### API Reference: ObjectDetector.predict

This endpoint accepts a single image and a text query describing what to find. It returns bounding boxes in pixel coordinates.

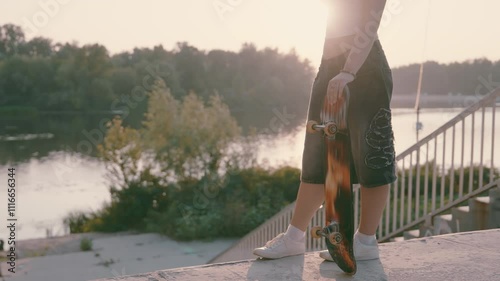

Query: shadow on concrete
[247,255,305,280]
[319,259,388,280]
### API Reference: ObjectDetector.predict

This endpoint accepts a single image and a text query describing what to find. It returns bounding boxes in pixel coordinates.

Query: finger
[330,82,338,104]
[343,83,350,98]
[327,82,335,104]
[339,82,347,103]
[338,82,345,101]
[326,84,331,104]
[334,82,341,104]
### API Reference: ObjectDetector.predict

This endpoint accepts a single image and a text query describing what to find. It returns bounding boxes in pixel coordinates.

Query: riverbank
[0,232,237,281]
[390,94,497,108]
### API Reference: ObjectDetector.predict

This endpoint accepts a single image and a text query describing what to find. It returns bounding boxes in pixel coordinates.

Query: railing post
[415,147,421,220]
[441,131,446,208]
[424,142,430,216]
[450,124,456,203]
[469,112,475,194]
[491,104,496,183]
[479,107,485,188]
[401,158,406,227]
[408,153,414,224]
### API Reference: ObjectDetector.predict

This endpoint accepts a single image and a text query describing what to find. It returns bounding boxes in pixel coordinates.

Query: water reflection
[0,113,125,165]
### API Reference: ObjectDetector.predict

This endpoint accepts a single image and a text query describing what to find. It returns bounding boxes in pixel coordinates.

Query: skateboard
[307,89,356,274]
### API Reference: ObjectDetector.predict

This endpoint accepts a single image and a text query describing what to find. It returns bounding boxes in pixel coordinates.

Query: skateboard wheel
[324,122,338,136]
[310,226,322,239]
[306,120,318,134]
[328,232,343,245]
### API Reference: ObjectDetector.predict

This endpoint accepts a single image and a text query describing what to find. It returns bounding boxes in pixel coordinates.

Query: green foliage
[77,81,301,240]
[97,116,143,188]
[142,80,242,181]
[393,59,500,98]
[80,163,300,240]
[84,181,167,232]
[145,165,300,240]
[80,237,93,251]
[63,211,91,234]
[0,24,25,57]
[0,24,313,134]
[3,23,500,136]
[395,162,500,198]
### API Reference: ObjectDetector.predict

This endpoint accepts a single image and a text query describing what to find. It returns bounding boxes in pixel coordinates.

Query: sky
[1,0,499,69]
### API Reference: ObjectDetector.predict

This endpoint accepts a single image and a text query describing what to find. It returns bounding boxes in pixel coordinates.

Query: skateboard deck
[307,90,356,274]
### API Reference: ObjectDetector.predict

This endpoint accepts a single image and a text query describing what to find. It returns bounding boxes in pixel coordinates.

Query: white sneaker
[253,233,305,259]
[319,234,379,261]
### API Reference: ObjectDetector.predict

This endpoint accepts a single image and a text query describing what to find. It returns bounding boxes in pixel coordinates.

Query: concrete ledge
[93,229,500,281]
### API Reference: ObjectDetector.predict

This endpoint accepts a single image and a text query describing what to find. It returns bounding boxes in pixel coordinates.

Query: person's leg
[320,184,389,261]
[358,184,389,235]
[252,181,324,259]
[290,182,324,231]
[254,56,340,259]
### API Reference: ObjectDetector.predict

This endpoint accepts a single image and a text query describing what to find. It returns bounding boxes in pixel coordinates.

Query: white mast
[415,0,432,142]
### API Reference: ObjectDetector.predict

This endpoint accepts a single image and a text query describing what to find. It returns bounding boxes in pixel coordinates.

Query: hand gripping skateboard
[307,88,357,274]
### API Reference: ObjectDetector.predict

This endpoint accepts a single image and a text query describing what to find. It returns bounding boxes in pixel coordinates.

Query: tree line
[0,24,313,132]
[1,23,499,133]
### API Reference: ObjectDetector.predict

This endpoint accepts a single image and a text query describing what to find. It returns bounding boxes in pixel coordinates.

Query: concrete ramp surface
[93,229,500,281]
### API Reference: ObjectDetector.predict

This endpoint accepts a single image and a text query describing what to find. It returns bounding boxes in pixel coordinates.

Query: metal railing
[210,88,500,263]
[378,88,499,241]
[209,184,361,263]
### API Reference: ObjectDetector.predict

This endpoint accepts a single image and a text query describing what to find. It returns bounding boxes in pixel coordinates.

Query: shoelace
[265,233,285,249]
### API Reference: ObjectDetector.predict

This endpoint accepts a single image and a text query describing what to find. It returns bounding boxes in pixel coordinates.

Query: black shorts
[300,40,397,188]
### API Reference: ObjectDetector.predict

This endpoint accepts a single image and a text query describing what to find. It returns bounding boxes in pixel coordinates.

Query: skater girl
[254,0,396,262]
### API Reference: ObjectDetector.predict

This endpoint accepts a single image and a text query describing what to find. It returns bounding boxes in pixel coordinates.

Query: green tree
[0,56,56,108]
[142,80,242,181]
[0,24,25,58]
[53,43,114,110]
[21,37,53,57]
[98,116,143,188]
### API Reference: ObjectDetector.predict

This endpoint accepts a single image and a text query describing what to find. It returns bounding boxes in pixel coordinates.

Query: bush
[83,81,302,240]
[144,165,300,240]
[84,181,168,232]
[76,164,300,240]
[63,211,91,234]
[80,237,93,251]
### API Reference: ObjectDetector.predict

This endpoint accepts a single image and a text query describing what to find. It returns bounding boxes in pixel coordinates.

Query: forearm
[342,0,387,75]
[342,39,376,75]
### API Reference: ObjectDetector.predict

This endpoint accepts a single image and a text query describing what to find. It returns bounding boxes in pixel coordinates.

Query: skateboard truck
[311,222,343,245]
[307,90,349,138]
[306,120,348,139]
